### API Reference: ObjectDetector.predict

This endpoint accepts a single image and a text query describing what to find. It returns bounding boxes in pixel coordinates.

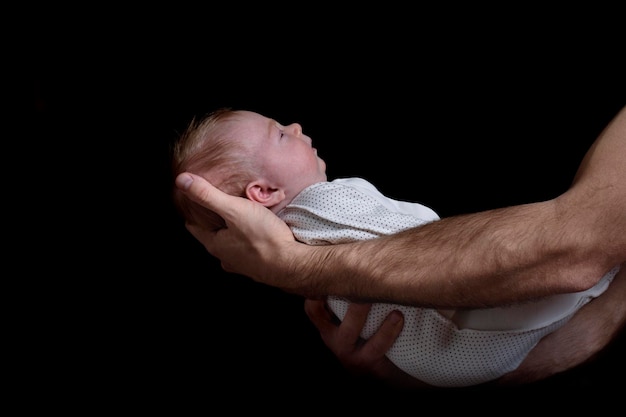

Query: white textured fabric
[278,177,618,387]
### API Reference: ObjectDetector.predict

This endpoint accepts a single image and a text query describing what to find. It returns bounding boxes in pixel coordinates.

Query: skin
[232,110,327,213]
[174,105,626,387]
[176,105,626,308]
[304,263,626,388]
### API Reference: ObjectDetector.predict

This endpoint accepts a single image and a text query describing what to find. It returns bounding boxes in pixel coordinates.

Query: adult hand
[304,299,431,389]
[305,264,625,389]
[175,172,297,280]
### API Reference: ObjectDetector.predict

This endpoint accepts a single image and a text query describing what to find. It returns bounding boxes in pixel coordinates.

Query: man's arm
[304,263,625,388]
[177,105,626,308]
[497,263,626,385]
[303,299,432,390]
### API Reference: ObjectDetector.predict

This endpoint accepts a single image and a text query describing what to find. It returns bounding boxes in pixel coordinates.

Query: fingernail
[389,310,403,324]
[176,173,193,190]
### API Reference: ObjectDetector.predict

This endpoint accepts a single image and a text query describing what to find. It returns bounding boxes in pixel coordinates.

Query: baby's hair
[171,107,257,230]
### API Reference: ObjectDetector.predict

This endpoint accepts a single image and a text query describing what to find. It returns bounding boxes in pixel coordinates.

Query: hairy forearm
[281,107,626,308]
[288,199,604,307]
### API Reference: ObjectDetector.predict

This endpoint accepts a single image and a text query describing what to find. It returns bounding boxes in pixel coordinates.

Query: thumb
[175,172,238,221]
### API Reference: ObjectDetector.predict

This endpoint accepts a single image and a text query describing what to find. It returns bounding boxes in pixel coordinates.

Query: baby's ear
[246,182,286,208]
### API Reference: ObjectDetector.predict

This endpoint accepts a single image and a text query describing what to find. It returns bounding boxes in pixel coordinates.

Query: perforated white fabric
[278,178,618,387]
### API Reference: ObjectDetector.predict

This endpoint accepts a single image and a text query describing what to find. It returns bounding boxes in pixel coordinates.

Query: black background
[24,10,625,410]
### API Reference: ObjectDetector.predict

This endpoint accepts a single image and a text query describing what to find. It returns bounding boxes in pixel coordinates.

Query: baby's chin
[318,159,327,178]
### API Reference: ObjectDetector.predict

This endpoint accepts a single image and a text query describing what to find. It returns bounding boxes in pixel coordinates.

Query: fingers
[359,310,404,360]
[336,303,372,351]
[305,300,404,355]
[304,299,366,357]
[304,299,337,335]
[304,298,407,382]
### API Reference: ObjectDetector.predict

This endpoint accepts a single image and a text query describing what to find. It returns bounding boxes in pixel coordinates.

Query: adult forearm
[179,105,624,308]
[286,199,600,307]
[278,188,622,308]
[281,107,626,308]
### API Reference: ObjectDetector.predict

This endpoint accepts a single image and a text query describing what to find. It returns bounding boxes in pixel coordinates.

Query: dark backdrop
[27,21,625,409]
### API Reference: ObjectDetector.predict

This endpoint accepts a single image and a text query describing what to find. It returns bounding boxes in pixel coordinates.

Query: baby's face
[233,110,327,196]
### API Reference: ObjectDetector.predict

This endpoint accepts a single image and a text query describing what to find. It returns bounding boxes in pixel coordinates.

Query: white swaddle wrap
[278,178,617,387]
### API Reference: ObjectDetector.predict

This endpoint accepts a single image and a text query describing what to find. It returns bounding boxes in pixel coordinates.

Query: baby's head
[172,108,327,230]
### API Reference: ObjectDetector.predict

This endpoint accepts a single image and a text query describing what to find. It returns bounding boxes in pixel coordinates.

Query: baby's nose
[289,122,302,137]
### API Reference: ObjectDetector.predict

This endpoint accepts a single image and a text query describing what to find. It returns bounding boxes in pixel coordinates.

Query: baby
[171,108,618,387]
